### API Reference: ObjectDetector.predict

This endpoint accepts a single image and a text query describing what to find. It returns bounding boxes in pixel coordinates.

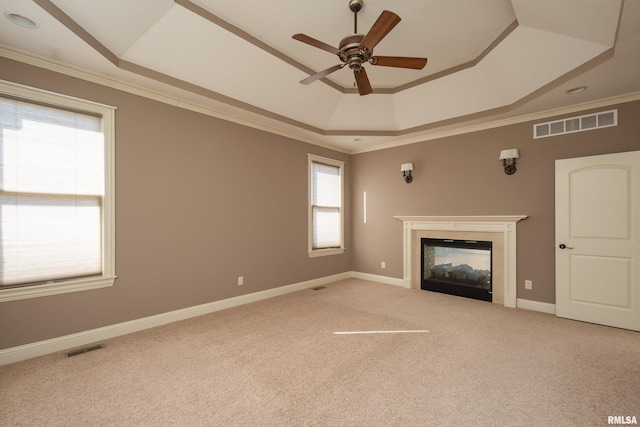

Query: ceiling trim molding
[173,0,345,94]
[2,45,638,156]
[23,1,628,146]
[351,90,640,154]
[391,20,519,93]
[0,45,349,154]
[31,0,329,136]
[322,42,620,139]
[33,0,119,66]
[176,0,518,95]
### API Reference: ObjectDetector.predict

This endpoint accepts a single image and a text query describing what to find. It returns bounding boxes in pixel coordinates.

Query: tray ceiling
[0,0,638,153]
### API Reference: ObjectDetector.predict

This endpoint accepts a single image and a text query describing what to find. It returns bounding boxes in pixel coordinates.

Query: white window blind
[309,155,344,256]
[0,97,104,288]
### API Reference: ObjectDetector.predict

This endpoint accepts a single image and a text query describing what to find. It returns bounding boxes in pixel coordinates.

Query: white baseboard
[0,272,351,367]
[0,272,560,366]
[517,298,556,315]
[350,272,405,287]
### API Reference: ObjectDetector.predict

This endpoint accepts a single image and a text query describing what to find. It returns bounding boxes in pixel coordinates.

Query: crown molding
[351,91,640,154]
[2,45,639,156]
[0,45,350,154]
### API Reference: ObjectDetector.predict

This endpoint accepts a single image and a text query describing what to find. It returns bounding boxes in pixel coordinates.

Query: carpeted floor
[1,279,639,426]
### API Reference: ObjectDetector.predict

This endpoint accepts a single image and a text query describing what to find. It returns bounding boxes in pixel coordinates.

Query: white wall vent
[533,109,617,139]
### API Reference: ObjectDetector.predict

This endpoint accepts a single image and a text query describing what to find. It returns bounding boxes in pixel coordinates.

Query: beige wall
[1,56,639,351]
[0,58,351,350]
[351,100,640,304]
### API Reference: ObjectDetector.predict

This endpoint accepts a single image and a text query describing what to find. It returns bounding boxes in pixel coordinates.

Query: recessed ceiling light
[566,85,587,94]
[4,12,38,29]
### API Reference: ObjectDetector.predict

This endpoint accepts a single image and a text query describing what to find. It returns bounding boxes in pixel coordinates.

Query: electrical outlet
[525,280,532,290]
[381,261,386,269]
[238,276,244,286]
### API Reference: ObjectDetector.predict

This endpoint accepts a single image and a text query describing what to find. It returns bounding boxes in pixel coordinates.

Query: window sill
[308,248,345,258]
[0,276,116,303]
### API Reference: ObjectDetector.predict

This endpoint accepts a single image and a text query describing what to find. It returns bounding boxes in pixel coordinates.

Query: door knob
[559,244,574,249]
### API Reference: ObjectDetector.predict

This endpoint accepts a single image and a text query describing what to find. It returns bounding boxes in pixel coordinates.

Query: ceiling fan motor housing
[338,34,371,71]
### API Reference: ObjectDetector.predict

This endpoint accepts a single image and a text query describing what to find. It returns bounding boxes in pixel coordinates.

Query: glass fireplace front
[421,238,492,302]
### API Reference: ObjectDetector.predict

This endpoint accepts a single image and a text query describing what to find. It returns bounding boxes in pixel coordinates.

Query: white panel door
[555,150,640,331]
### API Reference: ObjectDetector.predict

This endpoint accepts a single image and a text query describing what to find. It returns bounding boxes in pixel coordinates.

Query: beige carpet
[1,279,639,426]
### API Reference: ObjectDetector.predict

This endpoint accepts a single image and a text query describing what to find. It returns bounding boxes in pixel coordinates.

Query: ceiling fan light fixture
[348,57,363,71]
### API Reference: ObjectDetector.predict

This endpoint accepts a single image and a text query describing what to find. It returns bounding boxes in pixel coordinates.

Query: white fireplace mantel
[394,215,527,308]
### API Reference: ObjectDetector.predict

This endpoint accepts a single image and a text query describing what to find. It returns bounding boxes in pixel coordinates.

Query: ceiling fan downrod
[342,0,367,71]
[349,0,363,33]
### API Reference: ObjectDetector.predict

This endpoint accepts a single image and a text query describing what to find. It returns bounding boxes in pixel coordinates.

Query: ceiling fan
[292,0,428,96]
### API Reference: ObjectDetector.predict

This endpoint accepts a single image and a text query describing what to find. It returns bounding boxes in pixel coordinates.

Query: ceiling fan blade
[359,10,401,53]
[371,56,428,70]
[354,68,373,96]
[300,64,345,85]
[292,33,339,55]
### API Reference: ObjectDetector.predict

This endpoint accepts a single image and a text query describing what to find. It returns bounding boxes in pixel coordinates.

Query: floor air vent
[534,109,617,139]
[66,344,104,358]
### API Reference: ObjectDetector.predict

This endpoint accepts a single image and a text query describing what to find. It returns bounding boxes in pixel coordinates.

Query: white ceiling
[0,0,638,153]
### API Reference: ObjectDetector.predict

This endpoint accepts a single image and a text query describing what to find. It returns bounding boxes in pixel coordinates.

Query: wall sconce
[499,149,519,175]
[401,163,414,183]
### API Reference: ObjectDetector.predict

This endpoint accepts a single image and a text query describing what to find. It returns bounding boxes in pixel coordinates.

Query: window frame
[0,80,116,302]
[308,154,345,257]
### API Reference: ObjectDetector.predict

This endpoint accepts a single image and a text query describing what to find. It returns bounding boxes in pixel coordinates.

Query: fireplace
[394,216,527,308]
[421,238,492,302]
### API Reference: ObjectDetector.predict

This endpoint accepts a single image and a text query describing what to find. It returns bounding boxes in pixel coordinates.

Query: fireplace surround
[395,216,527,308]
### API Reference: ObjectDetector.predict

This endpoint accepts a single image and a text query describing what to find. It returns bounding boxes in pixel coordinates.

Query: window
[0,81,115,302]
[308,154,344,257]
